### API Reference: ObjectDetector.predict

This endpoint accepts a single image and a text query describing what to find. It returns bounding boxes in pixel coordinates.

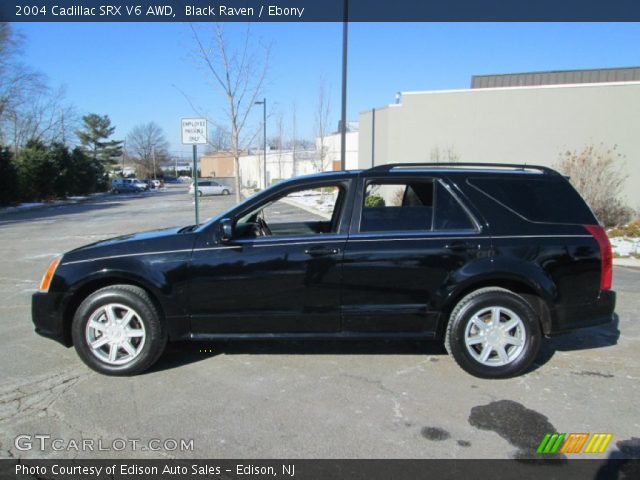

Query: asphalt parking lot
[0,185,638,460]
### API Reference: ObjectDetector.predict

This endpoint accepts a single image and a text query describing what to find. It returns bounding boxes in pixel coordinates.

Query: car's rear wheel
[222,189,230,195]
[444,287,541,379]
[113,189,119,194]
[198,190,203,197]
[71,285,167,375]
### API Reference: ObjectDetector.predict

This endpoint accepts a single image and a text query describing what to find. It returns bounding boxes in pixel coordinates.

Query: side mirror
[219,218,234,242]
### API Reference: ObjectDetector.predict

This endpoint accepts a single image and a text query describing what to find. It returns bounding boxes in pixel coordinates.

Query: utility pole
[151,144,157,181]
[255,98,267,188]
[340,0,349,171]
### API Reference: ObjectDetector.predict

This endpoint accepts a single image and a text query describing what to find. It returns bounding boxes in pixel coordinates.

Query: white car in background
[189,180,231,196]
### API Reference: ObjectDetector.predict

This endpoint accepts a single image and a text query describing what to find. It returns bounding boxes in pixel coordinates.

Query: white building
[238,129,359,188]
[359,67,640,208]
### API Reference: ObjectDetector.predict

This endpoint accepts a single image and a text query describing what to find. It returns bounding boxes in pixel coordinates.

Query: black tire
[71,285,167,376]
[198,190,203,197]
[222,189,230,196]
[113,189,119,194]
[444,287,541,379]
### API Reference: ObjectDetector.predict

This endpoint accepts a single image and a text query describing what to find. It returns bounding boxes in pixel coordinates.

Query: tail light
[584,225,612,290]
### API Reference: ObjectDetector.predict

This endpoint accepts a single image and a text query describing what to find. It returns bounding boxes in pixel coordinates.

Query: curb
[613,258,640,269]
[0,192,111,216]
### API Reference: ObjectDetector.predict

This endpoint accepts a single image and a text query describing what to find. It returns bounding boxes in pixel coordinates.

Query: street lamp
[151,144,157,181]
[255,98,267,189]
[340,0,349,171]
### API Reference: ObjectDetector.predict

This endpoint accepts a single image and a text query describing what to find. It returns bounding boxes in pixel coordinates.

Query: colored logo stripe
[560,433,589,454]
[537,433,566,454]
[538,432,613,454]
[584,433,612,454]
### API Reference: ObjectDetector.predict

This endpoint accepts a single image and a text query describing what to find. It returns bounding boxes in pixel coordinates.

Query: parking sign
[181,118,208,144]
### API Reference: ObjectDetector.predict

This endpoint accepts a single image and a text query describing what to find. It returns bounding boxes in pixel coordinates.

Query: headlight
[39,256,61,292]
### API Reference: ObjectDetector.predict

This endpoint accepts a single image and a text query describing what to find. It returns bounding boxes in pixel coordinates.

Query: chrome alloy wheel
[85,303,146,365]
[463,306,526,367]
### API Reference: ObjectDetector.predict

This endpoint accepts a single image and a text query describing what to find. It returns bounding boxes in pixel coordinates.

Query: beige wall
[359,82,640,208]
[200,153,236,178]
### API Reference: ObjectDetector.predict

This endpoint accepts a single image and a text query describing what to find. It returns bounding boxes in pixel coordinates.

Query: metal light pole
[255,98,267,189]
[151,144,157,181]
[340,0,349,171]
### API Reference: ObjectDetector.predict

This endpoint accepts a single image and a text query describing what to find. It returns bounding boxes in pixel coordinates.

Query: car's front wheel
[222,189,230,195]
[444,287,541,379]
[71,285,167,375]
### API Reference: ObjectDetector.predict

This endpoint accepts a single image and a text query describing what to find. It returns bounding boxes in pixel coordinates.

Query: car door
[211,181,224,195]
[340,176,490,334]
[188,180,353,334]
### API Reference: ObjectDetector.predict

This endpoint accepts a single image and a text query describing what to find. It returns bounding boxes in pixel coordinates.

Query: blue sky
[16,22,640,158]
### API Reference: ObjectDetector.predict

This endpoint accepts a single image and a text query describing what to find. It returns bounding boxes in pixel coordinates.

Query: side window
[433,182,475,230]
[361,181,434,232]
[236,184,344,238]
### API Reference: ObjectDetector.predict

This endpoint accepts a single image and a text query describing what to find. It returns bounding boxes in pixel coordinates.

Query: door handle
[304,246,340,257]
[444,241,477,251]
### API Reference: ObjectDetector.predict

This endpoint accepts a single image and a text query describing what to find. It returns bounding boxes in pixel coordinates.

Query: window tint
[468,177,597,224]
[434,183,475,230]
[361,181,434,232]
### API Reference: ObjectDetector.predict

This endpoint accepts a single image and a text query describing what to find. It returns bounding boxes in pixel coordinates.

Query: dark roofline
[472,66,640,79]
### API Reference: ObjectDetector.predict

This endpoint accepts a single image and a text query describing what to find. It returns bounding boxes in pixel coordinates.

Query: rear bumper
[548,290,616,335]
[32,291,70,347]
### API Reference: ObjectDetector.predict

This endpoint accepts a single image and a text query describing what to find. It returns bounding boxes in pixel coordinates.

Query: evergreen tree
[50,143,73,197]
[0,146,19,205]
[75,113,123,165]
[17,140,57,200]
[70,146,105,195]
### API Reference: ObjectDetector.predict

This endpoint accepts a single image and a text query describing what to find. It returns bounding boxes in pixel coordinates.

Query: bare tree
[314,78,331,172]
[206,125,232,153]
[127,122,169,178]
[190,24,270,201]
[555,144,632,226]
[0,23,74,150]
[6,87,77,151]
[430,145,460,163]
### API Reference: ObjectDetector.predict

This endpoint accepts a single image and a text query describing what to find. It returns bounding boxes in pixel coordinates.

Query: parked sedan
[111,178,148,194]
[189,180,231,196]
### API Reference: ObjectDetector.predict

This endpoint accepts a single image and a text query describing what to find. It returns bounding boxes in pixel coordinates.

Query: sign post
[181,118,208,225]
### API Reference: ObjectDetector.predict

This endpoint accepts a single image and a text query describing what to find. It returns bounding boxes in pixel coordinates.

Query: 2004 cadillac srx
[32,163,616,378]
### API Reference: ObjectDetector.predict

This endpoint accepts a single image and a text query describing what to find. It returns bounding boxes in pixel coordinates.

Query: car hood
[62,226,195,263]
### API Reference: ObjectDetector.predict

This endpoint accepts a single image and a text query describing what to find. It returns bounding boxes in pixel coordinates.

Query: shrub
[364,194,385,208]
[555,144,633,227]
[17,140,58,201]
[0,147,19,206]
[608,220,640,238]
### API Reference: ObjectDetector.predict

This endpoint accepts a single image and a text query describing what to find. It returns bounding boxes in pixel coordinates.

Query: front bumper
[32,291,70,347]
[548,289,617,334]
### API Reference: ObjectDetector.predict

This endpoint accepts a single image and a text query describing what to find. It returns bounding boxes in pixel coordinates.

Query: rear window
[361,180,475,232]
[467,176,596,224]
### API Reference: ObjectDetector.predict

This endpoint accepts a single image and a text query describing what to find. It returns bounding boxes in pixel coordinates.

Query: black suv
[32,163,615,378]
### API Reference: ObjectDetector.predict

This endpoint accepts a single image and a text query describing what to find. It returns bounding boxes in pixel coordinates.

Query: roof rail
[366,162,560,175]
